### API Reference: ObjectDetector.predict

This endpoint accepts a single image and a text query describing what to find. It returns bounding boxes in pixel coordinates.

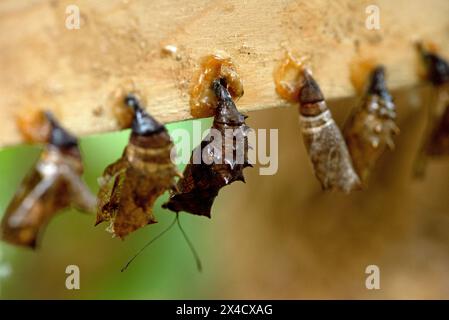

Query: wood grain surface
[0,0,448,147]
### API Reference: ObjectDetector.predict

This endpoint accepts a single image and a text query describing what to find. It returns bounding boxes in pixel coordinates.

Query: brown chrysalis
[1,112,96,248]
[163,78,252,217]
[298,69,361,193]
[96,94,181,239]
[343,66,399,185]
[414,44,449,177]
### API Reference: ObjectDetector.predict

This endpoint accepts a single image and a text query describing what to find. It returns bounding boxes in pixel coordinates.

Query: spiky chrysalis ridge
[163,79,252,217]
[1,112,96,248]
[343,66,399,185]
[298,69,361,193]
[96,95,180,239]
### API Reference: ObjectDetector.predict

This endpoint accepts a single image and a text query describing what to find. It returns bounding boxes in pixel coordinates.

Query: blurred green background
[0,118,218,299]
[2,97,449,299]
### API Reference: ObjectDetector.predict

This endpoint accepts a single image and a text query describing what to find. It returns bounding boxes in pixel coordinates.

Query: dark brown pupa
[298,69,361,193]
[343,66,399,185]
[163,78,252,217]
[96,94,180,239]
[414,45,449,176]
[420,47,449,155]
[1,112,96,248]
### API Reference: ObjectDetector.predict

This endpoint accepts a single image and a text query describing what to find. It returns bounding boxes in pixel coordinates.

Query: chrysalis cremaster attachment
[343,66,399,185]
[414,45,449,177]
[96,94,180,239]
[1,112,96,248]
[163,78,252,217]
[298,69,361,193]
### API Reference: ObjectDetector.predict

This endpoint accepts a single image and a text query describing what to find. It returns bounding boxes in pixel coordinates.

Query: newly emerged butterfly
[163,78,252,217]
[298,69,361,193]
[1,112,96,248]
[96,94,181,239]
[343,66,399,185]
[414,44,449,177]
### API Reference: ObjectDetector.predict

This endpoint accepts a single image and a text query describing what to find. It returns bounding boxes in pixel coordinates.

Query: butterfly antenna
[176,213,203,272]
[121,216,177,272]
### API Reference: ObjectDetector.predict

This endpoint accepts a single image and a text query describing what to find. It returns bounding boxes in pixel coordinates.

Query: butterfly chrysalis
[297,69,361,193]
[344,66,399,185]
[1,112,96,248]
[97,94,202,272]
[163,78,252,217]
[414,44,449,177]
[96,94,181,239]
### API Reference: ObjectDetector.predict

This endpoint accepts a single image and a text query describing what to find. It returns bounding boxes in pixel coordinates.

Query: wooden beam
[0,0,448,147]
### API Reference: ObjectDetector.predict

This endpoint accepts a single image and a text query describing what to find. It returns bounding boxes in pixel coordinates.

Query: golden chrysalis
[344,66,399,185]
[1,112,96,248]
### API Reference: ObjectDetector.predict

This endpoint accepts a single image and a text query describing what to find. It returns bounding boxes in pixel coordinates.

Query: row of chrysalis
[1,45,448,271]
[284,44,449,192]
[0,78,249,271]
[297,65,397,192]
